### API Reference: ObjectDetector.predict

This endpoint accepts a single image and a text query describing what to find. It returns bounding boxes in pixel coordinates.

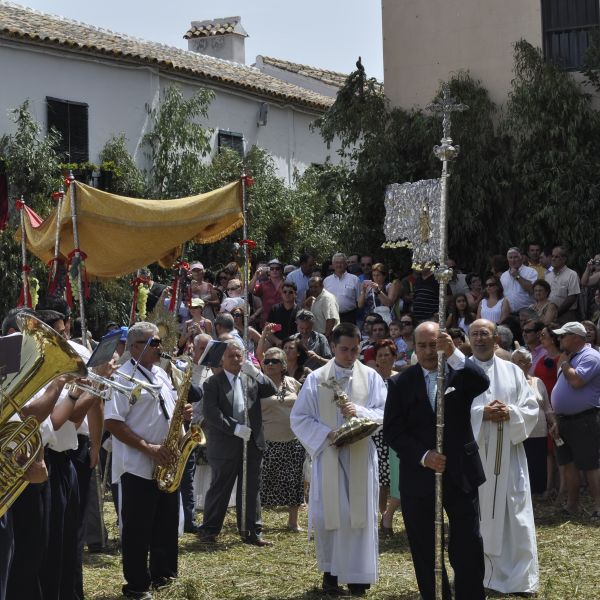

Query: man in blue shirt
[551,321,600,518]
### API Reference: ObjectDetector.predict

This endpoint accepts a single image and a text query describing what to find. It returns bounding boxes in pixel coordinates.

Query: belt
[556,407,598,421]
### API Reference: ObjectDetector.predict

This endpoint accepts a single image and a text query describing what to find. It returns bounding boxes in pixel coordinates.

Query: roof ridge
[260,55,349,78]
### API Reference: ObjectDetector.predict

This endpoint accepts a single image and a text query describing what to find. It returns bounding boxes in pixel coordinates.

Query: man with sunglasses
[521,320,547,374]
[551,321,600,519]
[105,322,192,600]
[267,281,299,342]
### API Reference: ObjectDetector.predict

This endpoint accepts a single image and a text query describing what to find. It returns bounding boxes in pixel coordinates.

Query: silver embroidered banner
[383,178,441,265]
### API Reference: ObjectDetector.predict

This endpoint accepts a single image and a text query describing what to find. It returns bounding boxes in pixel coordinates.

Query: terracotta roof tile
[0,3,334,110]
[184,18,243,39]
[260,55,349,88]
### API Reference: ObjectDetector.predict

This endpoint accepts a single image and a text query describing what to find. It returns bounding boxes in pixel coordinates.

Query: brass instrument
[69,368,162,402]
[0,314,88,517]
[322,377,379,447]
[153,356,205,493]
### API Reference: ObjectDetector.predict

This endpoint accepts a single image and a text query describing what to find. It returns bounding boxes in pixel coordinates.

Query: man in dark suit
[383,322,489,600]
[199,341,277,546]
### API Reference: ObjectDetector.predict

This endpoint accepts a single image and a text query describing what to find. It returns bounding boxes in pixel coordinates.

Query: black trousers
[180,448,199,528]
[0,513,13,600]
[401,488,485,600]
[68,435,93,599]
[202,442,262,537]
[523,436,548,494]
[40,449,80,600]
[120,473,179,595]
[7,482,49,600]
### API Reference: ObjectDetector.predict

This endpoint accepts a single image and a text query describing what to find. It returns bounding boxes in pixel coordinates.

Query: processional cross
[425,83,469,600]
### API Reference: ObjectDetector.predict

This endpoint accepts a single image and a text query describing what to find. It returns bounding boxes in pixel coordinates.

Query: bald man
[383,322,489,600]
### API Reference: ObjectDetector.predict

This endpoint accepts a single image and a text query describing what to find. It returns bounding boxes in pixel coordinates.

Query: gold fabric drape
[17,180,242,278]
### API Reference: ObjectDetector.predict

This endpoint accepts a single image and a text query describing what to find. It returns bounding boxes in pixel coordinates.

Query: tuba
[0,314,88,517]
[153,355,205,493]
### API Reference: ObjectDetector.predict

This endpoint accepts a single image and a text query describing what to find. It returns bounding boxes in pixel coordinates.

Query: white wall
[0,40,339,185]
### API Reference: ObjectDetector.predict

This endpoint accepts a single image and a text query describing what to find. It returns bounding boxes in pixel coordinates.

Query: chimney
[184,17,248,64]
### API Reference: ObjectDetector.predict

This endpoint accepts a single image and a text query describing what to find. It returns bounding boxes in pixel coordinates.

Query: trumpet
[66,370,147,401]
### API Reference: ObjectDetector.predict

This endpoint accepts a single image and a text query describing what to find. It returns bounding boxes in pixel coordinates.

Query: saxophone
[153,356,205,493]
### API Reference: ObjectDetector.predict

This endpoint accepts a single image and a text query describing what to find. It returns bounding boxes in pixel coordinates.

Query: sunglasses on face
[270,266,282,271]
[136,337,162,347]
[232,312,243,318]
[263,358,282,365]
[522,328,536,334]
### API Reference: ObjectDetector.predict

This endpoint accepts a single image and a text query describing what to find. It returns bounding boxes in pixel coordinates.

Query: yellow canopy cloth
[17,180,243,278]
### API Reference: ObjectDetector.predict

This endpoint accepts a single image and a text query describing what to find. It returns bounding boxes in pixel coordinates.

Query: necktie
[232,375,245,423]
[426,371,437,410]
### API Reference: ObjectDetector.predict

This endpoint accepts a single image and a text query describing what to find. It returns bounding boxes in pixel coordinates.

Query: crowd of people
[2,243,600,600]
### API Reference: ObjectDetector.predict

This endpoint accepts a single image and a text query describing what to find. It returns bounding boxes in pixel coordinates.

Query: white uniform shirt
[47,389,79,452]
[104,360,177,483]
[500,265,538,312]
[323,272,361,314]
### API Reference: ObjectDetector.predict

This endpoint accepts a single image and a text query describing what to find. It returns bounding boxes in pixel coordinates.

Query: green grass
[83,496,600,599]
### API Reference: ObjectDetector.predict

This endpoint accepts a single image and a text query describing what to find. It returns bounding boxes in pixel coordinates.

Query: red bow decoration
[17,265,32,308]
[65,249,90,307]
[51,191,64,202]
[242,175,255,187]
[15,198,25,211]
[130,276,150,324]
[168,261,190,312]
[240,239,257,251]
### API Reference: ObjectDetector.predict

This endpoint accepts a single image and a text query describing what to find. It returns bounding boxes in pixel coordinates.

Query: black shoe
[122,587,153,599]
[322,572,344,596]
[184,523,200,534]
[347,583,370,596]
[243,534,273,547]
[197,532,218,544]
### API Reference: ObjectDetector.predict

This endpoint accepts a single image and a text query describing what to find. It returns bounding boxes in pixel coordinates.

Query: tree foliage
[142,85,214,198]
[98,133,146,197]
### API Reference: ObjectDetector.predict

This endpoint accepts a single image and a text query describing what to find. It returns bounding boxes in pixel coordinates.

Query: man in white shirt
[306,276,340,337]
[545,246,581,324]
[500,247,538,313]
[324,253,360,324]
[105,322,191,600]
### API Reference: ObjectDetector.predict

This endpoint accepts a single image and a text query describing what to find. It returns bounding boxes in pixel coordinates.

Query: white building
[0,5,350,185]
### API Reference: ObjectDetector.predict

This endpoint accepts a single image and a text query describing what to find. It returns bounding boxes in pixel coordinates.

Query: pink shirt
[254,279,283,327]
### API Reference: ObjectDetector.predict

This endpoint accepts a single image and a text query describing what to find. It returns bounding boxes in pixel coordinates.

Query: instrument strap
[130,359,169,420]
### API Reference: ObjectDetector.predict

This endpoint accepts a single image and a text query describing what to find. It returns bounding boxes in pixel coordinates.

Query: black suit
[383,361,489,600]
[201,369,277,539]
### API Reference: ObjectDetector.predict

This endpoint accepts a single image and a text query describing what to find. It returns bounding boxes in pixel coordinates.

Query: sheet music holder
[197,340,228,368]
[87,329,121,368]
[0,333,23,377]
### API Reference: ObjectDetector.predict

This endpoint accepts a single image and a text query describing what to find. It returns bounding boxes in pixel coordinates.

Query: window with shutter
[542,0,600,70]
[217,131,244,157]
[46,97,89,162]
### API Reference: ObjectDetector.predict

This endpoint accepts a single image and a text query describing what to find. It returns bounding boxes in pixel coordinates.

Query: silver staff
[68,172,88,347]
[18,196,30,308]
[426,83,468,600]
[240,173,250,538]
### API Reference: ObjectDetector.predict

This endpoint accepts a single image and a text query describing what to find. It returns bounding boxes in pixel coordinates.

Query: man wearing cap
[251,259,285,329]
[551,321,600,518]
[323,253,361,325]
[292,310,332,369]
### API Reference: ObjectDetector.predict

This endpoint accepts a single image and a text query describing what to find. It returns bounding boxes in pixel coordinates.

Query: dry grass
[83,494,600,600]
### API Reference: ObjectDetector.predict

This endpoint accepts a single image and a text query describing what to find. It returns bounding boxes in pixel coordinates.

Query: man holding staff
[383,322,489,600]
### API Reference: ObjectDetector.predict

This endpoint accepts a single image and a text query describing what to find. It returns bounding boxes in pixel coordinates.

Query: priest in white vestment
[468,319,540,594]
[291,323,386,596]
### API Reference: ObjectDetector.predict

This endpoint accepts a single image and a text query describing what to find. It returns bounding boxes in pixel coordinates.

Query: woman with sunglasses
[220,278,245,314]
[231,308,261,353]
[282,336,311,384]
[178,297,213,353]
[259,347,305,531]
[477,275,510,323]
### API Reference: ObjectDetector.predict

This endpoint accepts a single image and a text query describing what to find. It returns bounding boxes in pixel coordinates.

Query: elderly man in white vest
[291,322,386,597]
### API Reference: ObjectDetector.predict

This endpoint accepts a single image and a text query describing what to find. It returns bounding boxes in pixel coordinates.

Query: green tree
[142,85,214,198]
[98,133,146,197]
[503,40,600,270]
